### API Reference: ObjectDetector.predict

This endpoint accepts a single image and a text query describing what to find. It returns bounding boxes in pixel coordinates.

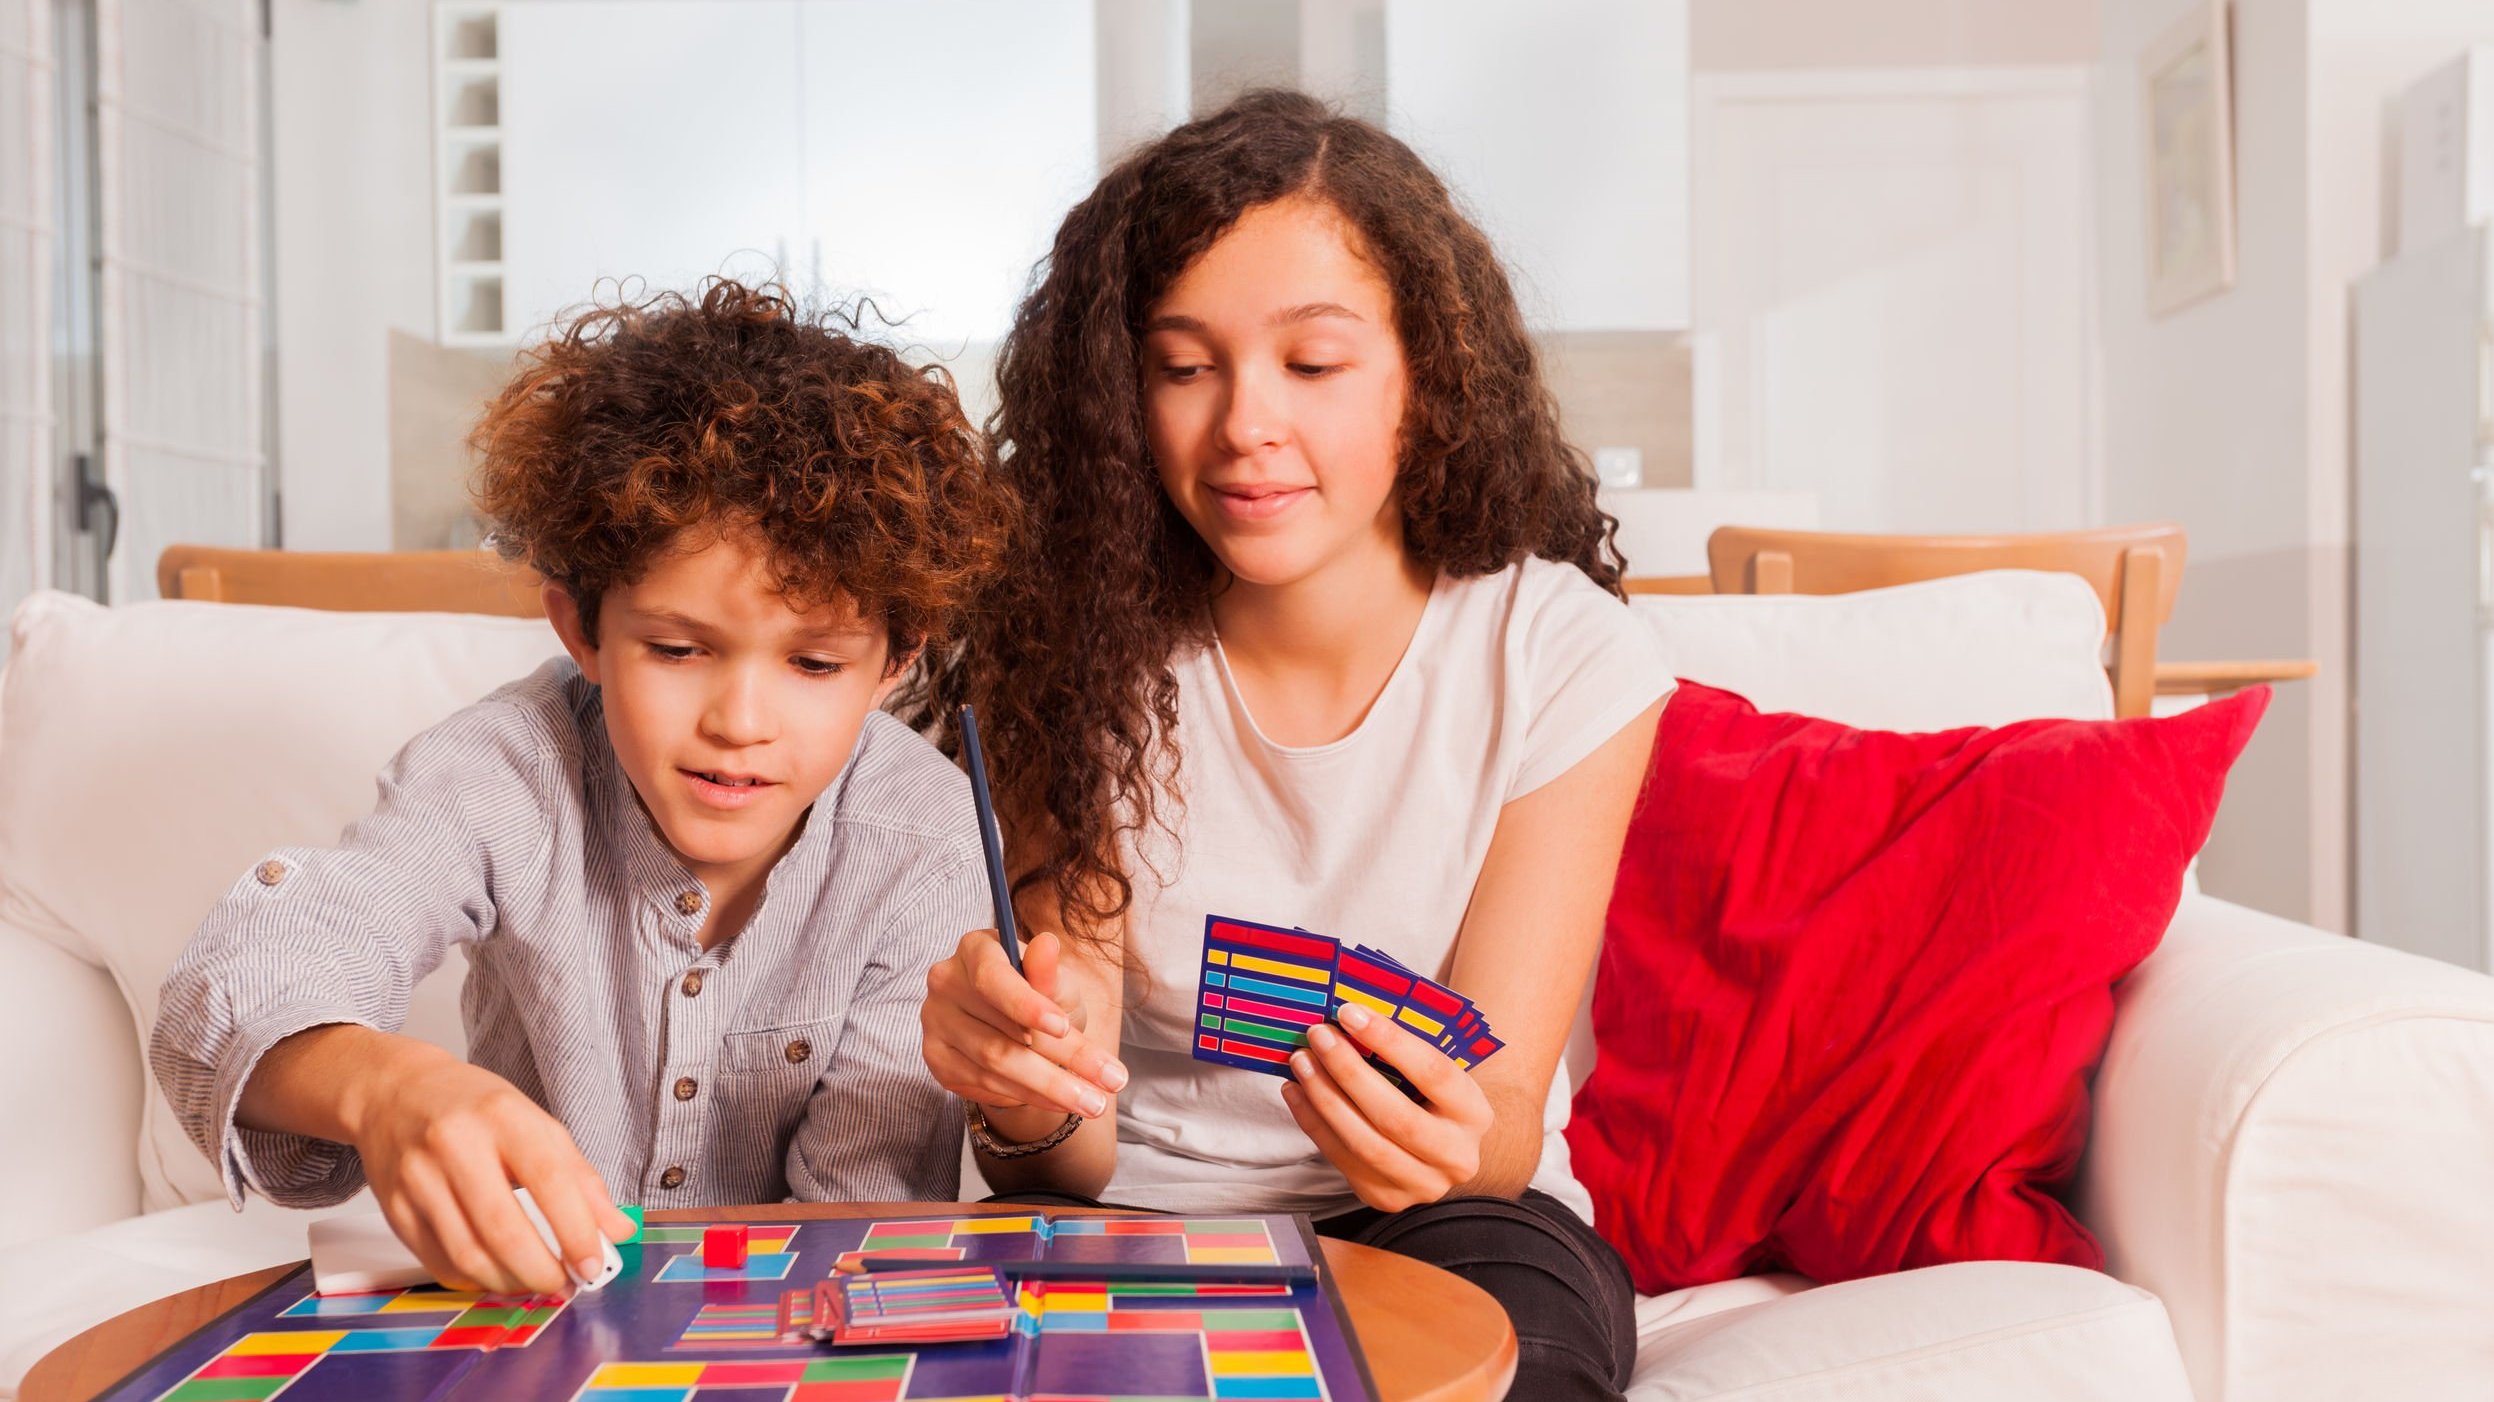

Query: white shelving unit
[434,3,509,346]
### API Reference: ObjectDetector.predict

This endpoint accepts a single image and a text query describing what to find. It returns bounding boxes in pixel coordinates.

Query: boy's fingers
[400,1168,502,1292]
[513,1155,611,1286]
[444,1158,568,1297]
[598,1194,637,1244]
[377,1195,464,1293]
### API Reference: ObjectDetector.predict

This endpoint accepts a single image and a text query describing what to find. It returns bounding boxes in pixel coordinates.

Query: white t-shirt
[1105,556,1676,1221]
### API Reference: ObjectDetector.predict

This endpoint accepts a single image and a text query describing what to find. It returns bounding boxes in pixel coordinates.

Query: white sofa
[3,574,2492,1401]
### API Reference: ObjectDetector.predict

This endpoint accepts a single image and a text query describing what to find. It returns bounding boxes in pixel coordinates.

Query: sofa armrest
[2078,894,2494,1402]
[0,918,144,1250]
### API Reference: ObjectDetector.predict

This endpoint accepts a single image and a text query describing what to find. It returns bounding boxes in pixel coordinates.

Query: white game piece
[306,1189,622,1295]
[515,1185,623,1290]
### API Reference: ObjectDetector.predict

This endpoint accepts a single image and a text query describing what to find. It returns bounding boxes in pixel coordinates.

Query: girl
[911,91,1671,1399]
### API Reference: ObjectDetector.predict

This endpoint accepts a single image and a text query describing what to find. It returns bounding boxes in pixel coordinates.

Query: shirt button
[783,1038,813,1065]
[674,890,703,917]
[255,859,287,887]
[659,1165,687,1190]
[673,1076,699,1102]
[680,970,705,998]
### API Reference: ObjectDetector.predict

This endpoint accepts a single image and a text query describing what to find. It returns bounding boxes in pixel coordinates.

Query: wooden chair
[156,545,546,618]
[1701,523,2184,718]
[1684,521,2314,718]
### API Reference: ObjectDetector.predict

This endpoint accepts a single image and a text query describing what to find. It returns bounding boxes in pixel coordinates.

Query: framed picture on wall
[2140,0,2237,316]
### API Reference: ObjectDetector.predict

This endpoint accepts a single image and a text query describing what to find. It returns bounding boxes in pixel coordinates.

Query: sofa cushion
[1623,1261,2194,1400]
[1570,681,2269,1292]
[0,592,566,1213]
[1629,570,2116,729]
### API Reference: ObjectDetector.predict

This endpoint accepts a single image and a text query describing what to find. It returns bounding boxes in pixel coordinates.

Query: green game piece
[618,1204,644,1244]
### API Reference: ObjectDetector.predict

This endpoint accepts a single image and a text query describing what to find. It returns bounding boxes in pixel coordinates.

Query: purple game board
[87,1211,1376,1402]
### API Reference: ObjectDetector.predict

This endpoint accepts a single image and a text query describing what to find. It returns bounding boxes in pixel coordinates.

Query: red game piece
[703,1223,749,1270]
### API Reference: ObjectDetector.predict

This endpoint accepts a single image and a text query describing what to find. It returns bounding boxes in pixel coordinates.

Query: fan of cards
[777,1266,1018,1347]
[1192,914,1503,1099]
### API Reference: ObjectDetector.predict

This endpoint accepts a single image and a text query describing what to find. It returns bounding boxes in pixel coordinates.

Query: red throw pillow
[1566,681,2269,1294]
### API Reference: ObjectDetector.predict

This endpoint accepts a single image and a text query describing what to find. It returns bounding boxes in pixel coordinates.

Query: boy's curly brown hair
[470,278,1014,664]
[902,90,1624,940]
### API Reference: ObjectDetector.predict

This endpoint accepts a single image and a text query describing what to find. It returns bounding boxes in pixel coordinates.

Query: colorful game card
[1193,914,1502,1097]
[1195,915,1335,1074]
[779,1266,1019,1346]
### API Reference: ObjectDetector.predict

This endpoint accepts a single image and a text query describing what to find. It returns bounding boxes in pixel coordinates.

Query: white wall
[2094,0,2494,933]
[269,0,434,551]
[2097,0,2325,928]
[1695,0,2098,69]
[1385,0,1690,331]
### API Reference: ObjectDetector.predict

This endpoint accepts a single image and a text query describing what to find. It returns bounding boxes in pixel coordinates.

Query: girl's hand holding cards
[1282,1001,1496,1214]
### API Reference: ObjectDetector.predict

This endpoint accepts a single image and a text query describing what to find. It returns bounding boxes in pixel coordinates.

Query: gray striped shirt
[150,658,985,1212]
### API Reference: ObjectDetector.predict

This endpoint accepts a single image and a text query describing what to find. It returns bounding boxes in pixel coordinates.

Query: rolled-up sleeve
[149,706,552,1209]
[783,854,988,1203]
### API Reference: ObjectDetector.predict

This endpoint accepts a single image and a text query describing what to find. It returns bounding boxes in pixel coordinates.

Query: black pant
[988,1188,1637,1401]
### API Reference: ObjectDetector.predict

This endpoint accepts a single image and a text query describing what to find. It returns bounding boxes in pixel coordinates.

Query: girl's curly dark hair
[903,90,1623,939]
[470,278,1014,664]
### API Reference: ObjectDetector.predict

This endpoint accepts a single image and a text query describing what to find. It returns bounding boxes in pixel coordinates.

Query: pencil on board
[957,704,1024,977]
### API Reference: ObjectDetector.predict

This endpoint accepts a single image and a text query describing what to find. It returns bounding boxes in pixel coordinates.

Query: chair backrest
[1701,522,2188,718]
[156,545,545,618]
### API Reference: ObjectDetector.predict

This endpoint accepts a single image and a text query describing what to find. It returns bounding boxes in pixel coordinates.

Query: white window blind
[0,0,52,632]
[95,0,264,601]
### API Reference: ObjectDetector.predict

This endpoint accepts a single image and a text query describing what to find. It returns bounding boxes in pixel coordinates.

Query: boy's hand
[1280,1001,1495,1214]
[346,1048,633,1296]
[923,928,1126,1140]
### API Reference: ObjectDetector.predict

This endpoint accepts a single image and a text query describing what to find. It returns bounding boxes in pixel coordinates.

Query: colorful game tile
[1195,915,1336,1074]
[1193,915,1503,1099]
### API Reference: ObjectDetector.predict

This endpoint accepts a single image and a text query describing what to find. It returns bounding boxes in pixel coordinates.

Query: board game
[90,1211,1378,1402]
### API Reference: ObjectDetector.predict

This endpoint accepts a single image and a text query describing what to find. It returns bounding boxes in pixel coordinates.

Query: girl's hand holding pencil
[923,706,1128,1137]
[923,927,1123,1126]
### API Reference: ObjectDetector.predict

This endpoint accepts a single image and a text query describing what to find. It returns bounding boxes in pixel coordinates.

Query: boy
[150,280,1015,1298]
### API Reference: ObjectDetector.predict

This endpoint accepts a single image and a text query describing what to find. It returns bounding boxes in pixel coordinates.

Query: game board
[88,1211,1377,1402]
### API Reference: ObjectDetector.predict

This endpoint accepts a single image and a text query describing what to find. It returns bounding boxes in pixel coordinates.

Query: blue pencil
[957,705,1024,976]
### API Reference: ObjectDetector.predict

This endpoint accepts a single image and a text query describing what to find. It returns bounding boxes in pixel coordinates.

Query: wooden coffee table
[22,1200,1515,1402]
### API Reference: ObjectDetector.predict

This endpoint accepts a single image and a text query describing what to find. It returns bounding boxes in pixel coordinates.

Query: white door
[1693,69,2098,534]
[2353,228,2494,972]
[0,0,52,628]
[95,0,269,600]
[498,1,804,342]
[795,0,1095,347]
